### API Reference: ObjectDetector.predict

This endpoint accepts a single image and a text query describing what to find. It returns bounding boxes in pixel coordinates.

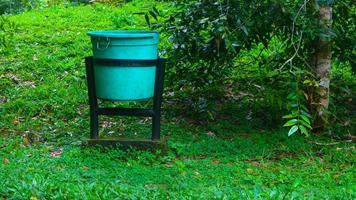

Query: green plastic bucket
[88,30,159,101]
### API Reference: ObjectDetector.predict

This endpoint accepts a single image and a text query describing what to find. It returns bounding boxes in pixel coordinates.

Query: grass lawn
[0,1,355,199]
[1,127,355,199]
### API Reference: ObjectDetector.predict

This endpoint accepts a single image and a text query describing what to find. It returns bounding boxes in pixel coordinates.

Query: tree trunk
[311,3,333,130]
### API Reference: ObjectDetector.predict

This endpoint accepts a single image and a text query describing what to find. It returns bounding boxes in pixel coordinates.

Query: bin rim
[87,30,158,38]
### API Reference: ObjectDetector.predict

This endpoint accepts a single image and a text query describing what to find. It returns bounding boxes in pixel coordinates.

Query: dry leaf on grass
[3,158,10,165]
[50,148,63,158]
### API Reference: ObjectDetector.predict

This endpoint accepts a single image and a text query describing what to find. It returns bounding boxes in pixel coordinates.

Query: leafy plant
[283,82,312,136]
[142,0,354,134]
[90,0,128,5]
[0,15,17,49]
[0,0,43,14]
[132,5,160,28]
[147,0,292,88]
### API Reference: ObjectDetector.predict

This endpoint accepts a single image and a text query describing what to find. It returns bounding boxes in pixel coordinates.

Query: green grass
[0,0,169,142]
[0,1,355,199]
[1,126,355,199]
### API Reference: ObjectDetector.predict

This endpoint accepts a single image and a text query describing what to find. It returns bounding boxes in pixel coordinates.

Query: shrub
[89,0,129,5]
[0,0,44,14]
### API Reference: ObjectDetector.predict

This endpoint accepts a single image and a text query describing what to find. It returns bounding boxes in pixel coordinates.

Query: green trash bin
[87,30,159,101]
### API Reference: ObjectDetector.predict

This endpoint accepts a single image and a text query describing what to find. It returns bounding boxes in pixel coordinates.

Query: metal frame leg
[152,58,165,140]
[85,57,99,139]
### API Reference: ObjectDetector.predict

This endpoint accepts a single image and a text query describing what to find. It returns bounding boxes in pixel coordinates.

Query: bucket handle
[96,37,111,51]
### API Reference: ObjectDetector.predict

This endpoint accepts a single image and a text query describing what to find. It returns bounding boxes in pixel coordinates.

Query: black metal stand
[85,57,165,143]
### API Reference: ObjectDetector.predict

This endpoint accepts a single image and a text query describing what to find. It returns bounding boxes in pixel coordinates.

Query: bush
[91,0,129,5]
[0,15,17,48]
[0,0,21,14]
[0,0,43,14]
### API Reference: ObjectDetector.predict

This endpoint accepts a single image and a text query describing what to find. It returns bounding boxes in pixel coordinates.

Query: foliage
[0,0,44,14]
[156,0,291,89]
[0,15,16,48]
[0,0,130,14]
[327,62,356,137]
[145,0,355,135]
[283,82,312,136]
[91,0,129,5]
[332,0,356,71]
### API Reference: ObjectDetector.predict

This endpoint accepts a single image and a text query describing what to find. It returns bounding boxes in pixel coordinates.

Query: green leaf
[241,26,248,37]
[301,110,312,118]
[303,80,311,84]
[299,125,309,136]
[300,120,312,129]
[152,6,160,16]
[145,14,151,27]
[300,104,309,112]
[300,115,311,125]
[293,178,302,188]
[289,103,298,108]
[133,12,145,15]
[149,11,158,21]
[288,125,298,136]
[283,119,298,127]
[282,114,296,119]
[287,93,297,100]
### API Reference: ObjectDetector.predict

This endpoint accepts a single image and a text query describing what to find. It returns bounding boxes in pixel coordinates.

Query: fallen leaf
[21,81,36,88]
[205,131,216,137]
[12,119,19,125]
[139,117,150,124]
[0,96,6,103]
[22,136,30,146]
[9,74,20,83]
[246,168,254,174]
[50,148,63,158]
[212,159,220,164]
[3,158,10,165]
[164,164,172,168]
[333,173,341,179]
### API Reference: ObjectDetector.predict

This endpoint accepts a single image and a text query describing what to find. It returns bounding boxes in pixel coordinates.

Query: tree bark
[311,3,332,130]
